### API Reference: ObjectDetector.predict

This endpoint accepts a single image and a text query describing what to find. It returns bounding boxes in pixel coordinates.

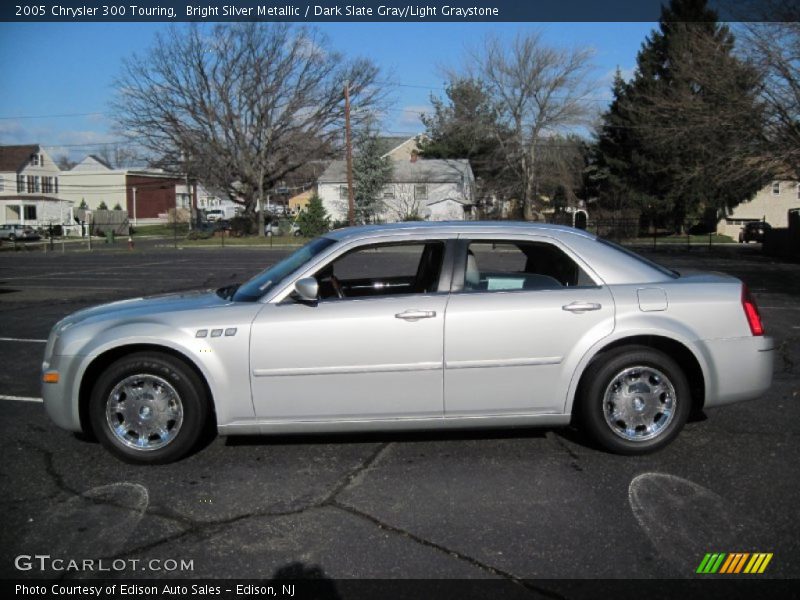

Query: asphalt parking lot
[0,241,798,587]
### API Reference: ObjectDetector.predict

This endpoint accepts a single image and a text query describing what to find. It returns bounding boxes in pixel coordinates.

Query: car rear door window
[463,240,593,292]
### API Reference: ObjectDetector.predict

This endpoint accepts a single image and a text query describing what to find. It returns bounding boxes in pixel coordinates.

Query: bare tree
[54,154,77,171]
[112,23,385,234]
[95,143,142,169]
[462,33,595,220]
[388,184,426,221]
[739,9,800,179]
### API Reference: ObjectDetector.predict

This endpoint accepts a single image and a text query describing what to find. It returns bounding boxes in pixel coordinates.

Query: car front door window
[313,241,446,300]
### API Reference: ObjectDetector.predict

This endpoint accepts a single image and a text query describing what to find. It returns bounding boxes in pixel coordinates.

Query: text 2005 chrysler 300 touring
[42,222,774,463]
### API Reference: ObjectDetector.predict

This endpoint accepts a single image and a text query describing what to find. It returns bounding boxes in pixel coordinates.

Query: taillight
[742,285,764,336]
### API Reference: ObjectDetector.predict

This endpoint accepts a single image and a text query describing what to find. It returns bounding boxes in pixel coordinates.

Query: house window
[339,185,349,200]
[17,176,24,193]
[772,182,780,195]
[383,187,395,199]
[24,205,37,221]
[26,175,34,193]
[30,154,39,166]
[42,177,52,194]
[0,176,4,192]
[34,176,41,193]
[414,184,428,200]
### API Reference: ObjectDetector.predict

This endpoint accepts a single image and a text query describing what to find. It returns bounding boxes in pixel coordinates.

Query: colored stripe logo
[696,553,773,574]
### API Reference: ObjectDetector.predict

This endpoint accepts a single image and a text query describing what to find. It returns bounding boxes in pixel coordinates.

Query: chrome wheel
[105,374,184,451]
[602,366,676,442]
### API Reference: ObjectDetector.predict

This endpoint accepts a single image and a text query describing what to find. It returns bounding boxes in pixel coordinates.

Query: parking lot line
[0,395,43,403]
[0,337,47,343]
[0,259,192,282]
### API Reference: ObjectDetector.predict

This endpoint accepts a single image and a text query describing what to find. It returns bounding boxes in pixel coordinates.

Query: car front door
[249,237,454,421]
[443,236,615,416]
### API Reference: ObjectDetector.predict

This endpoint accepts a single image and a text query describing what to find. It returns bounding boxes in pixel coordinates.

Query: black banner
[2,0,794,23]
[5,579,800,600]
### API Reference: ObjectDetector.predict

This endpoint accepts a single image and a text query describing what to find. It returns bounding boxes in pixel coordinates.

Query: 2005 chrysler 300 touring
[42,222,774,463]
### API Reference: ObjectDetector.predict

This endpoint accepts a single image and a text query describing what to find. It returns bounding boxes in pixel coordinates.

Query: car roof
[325,221,597,242]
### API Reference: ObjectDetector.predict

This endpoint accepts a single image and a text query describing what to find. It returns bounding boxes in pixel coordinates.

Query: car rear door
[443,235,615,416]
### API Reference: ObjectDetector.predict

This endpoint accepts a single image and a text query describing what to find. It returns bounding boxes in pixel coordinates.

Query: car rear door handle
[562,301,602,313]
[395,310,437,321]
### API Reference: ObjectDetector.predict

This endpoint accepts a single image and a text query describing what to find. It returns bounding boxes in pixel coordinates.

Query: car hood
[56,289,230,330]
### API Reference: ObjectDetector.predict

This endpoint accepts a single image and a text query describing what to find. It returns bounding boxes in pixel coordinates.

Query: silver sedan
[41,222,774,463]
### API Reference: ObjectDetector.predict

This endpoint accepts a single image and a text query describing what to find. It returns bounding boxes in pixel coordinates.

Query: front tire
[578,346,690,455]
[89,352,210,464]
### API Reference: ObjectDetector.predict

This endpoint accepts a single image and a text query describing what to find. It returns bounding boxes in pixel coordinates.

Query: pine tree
[353,128,393,224]
[296,194,330,237]
[594,0,764,231]
[419,78,516,207]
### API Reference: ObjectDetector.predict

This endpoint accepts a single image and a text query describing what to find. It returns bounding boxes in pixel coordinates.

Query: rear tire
[578,346,690,455]
[89,352,210,464]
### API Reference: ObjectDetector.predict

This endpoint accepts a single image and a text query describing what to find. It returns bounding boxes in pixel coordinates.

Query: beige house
[0,144,72,226]
[288,189,316,214]
[718,180,800,238]
[61,156,180,224]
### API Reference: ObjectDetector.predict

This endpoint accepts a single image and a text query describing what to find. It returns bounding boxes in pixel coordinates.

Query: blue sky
[0,21,656,161]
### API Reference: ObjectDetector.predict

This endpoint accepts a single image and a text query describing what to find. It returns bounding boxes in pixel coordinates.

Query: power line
[0,112,105,120]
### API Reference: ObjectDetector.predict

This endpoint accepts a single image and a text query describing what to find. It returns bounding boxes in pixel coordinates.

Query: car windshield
[232,237,337,302]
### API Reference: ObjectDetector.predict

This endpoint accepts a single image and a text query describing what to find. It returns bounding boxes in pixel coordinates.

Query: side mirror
[294,277,319,302]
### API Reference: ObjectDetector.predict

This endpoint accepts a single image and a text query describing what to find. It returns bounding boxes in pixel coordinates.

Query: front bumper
[700,335,775,408]
[41,354,84,432]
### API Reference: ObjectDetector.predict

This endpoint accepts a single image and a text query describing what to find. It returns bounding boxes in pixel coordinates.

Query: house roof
[87,155,113,170]
[375,136,412,157]
[0,144,39,172]
[318,159,473,184]
[0,195,65,203]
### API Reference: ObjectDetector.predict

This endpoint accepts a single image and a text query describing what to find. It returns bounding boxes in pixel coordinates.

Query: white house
[0,144,72,226]
[718,180,800,238]
[318,155,475,223]
[176,182,242,219]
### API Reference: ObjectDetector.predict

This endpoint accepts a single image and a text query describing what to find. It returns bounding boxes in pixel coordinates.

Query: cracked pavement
[0,244,798,583]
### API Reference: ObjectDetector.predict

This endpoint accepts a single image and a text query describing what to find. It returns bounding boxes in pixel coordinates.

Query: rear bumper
[699,336,774,408]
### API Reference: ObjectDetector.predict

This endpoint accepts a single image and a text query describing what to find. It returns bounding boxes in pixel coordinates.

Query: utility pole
[185,166,193,231]
[344,80,355,226]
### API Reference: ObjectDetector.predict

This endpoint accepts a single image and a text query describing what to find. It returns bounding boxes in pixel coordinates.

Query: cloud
[0,120,28,144]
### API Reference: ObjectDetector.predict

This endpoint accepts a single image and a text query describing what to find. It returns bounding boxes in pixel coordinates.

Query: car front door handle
[562,301,602,313]
[395,310,437,321]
